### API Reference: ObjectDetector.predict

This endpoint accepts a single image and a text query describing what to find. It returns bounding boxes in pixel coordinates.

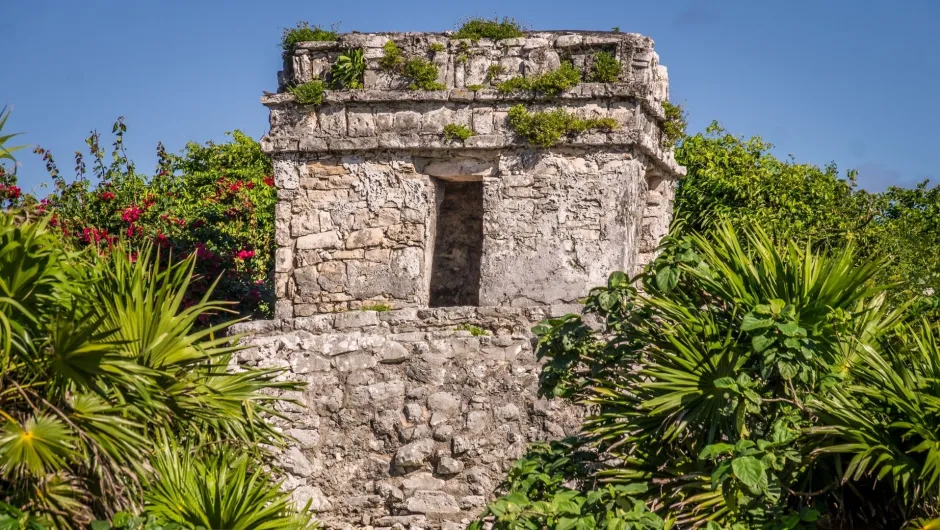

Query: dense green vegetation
[475,221,940,529]
[675,122,940,302]
[0,211,313,528]
[9,120,277,322]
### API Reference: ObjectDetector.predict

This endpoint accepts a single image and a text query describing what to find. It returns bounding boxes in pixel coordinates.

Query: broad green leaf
[731,455,767,494]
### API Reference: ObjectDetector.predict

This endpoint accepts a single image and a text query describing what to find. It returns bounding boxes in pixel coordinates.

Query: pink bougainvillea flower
[101,191,116,201]
[122,205,142,222]
[263,176,274,187]
[235,249,255,261]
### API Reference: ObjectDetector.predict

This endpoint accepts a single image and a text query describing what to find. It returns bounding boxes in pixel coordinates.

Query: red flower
[0,184,21,200]
[263,176,274,187]
[156,232,169,247]
[122,205,142,222]
[126,225,136,238]
[101,191,116,201]
[235,249,255,260]
[246,182,255,189]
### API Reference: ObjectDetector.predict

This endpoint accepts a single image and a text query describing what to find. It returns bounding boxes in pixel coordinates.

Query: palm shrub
[474,219,940,529]
[0,211,312,528]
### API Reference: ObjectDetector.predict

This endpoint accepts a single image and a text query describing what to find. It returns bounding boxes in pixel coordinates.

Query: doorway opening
[429,180,483,307]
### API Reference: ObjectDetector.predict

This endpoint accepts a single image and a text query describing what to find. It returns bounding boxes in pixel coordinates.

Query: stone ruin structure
[233,29,684,529]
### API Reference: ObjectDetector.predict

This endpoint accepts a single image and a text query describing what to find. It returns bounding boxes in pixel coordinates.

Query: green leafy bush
[330,48,365,89]
[280,21,338,51]
[497,62,582,96]
[442,123,475,141]
[675,123,940,305]
[0,212,305,528]
[590,51,621,82]
[428,42,446,53]
[289,79,327,105]
[25,122,276,321]
[454,17,525,41]
[477,220,940,529]
[507,104,617,147]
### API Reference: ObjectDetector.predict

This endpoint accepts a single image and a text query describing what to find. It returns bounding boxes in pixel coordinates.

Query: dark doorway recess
[429,180,483,307]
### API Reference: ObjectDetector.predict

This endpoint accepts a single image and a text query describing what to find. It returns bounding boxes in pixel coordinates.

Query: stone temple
[234,29,684,529]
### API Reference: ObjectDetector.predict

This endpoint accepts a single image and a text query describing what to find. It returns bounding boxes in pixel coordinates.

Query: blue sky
[6,0,939,193]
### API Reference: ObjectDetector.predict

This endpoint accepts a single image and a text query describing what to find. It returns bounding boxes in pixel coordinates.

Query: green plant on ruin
[361,303,393,312]
[507,104,617,147]
[454,17,525,41]
[330,47,365,89]
[280,21,339,51]
[380,41,445,91]
[590,51,621,83]
[403,58,445,90]
[486,63,506,82]
[661,100,687,148]
[288,79,326,105]
[466,84,484,92]
[428,42,446,53]
[612,26,621,32]
[497,62,582,96]
[442,123,475,142]
[456,323,489,336]
[379,41,405,70]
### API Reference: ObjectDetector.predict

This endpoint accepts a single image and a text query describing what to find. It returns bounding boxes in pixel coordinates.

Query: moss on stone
[442,124,475,142]
[507,104,617,147]
[497,62,581,96]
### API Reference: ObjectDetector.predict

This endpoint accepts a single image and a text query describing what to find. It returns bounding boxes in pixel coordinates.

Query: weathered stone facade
[231,306,582,529]
[263,30,683,317]
[241,29,684,528]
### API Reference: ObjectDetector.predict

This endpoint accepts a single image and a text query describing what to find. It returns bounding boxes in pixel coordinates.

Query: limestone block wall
[230,307,583,528]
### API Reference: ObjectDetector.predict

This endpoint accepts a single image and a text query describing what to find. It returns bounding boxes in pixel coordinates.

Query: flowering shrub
[17,118,276,320]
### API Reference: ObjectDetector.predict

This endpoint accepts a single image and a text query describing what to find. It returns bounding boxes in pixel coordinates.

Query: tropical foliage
[474,220,940,529]
[675,123,940,305]
[0,211,313,528]
[13,120,276,322]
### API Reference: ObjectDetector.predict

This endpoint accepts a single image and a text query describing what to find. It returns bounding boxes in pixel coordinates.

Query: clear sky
[6,0,939,193]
